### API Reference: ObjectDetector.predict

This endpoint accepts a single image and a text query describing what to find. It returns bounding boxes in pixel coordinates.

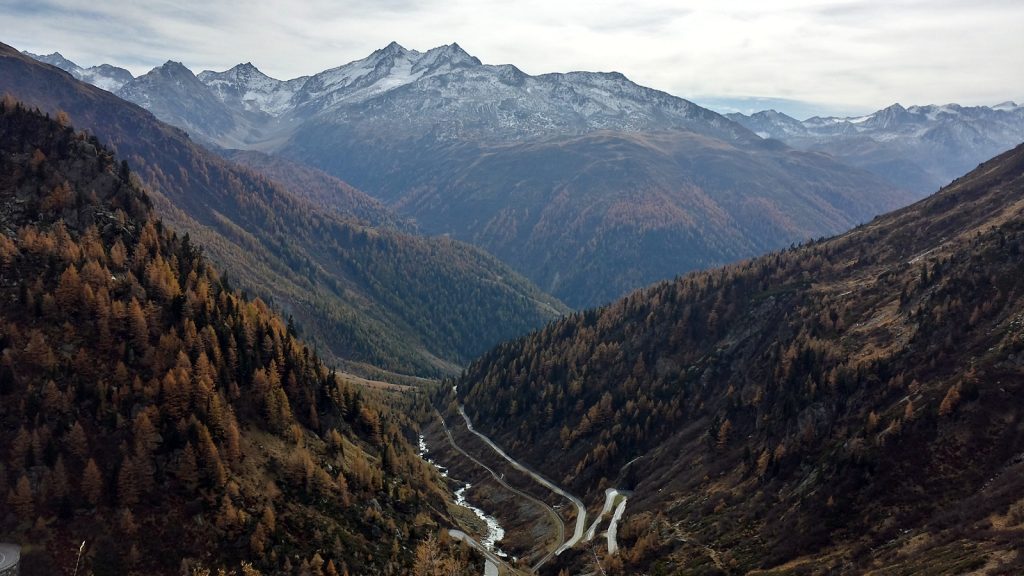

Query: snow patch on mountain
[28,41,752,146]
[199,63,307,117]
[728,100,1024,193]
[23,51,133,92]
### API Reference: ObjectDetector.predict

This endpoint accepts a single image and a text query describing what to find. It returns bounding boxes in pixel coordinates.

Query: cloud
[2,0,1021,113]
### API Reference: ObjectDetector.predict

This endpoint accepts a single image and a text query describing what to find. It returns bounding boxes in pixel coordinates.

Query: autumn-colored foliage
[454,141,1024,573]
[0,48,565,377]
[0,100,448,574]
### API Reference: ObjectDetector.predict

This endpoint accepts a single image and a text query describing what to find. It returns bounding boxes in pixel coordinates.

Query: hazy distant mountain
[22,50,133,92]
[116,60,276,149]
[30,43,915,307]
[728,102,1024,193]
[199,62,310,118]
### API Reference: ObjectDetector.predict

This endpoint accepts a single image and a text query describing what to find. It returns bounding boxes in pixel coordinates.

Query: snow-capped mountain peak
[863,102,915,130]
[29,41,751,145]
[378,40,410,57]
[26,51,80,72]
[115,60,206,109]
[150,60,197,80]
[414,42,481,71]
[751,109,801,125]
[303,45,415,98]
[295,42,487,109]
[724,109,806,139]
[23,51,133,92]
[224,62,266,79]
[198,62,307,117]
[200,62,279,89]
[727,100,1024,193]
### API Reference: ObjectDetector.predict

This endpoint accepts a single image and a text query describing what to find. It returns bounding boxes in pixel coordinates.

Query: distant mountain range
[27,50,134,92]
[32,47,1022,203]
[26,45,918,307]
[6,43,565,376]
[728,102,1024,193]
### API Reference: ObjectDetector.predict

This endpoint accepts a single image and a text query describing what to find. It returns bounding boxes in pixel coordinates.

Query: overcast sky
[3,0,1023,118]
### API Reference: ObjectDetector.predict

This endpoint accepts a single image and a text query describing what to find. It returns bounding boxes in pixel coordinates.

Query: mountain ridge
[22,43,917,308]
[22,50,134,92]
[453,140,1024,573]
[0,100,455,574]
[728,101,1024,194]
[3,41,566,376]
[27,43,751,148]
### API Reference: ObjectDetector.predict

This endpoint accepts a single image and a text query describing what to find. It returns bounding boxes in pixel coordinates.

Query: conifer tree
[8,475,34,521]
[82,458,104,506]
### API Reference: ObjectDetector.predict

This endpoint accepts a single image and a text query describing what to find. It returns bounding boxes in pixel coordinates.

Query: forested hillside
[0,43,565,377]
[347,129,912,307]
[27,44,914,309]
[224,149,412,233]
[0,100,453,575]
[456,142,1024,573]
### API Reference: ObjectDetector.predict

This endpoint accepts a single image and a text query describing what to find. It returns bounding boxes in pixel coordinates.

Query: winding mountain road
[583,488,630,555]
[457,405,588,555]
[606,495,628,555]
[584,488,620,541]
[436,410,565,571]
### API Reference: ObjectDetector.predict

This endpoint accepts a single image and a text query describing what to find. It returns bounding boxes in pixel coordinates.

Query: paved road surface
[0,543,20,572]
[436,410,564,571]
[457,405,588,555]
[606,495,628,555]
[584,488,621,541]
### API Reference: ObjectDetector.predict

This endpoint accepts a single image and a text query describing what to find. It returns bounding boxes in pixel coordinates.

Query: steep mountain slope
[323,128,911,307]
[223,149,412,232]
[454,144,1024,574]
[728,102,1024,194]
[116,61,267,150]
[199,62,309,118]
[32,43,914,308]
[2,42,565,376]
[23,52,263,150]
[0,101,452,575]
